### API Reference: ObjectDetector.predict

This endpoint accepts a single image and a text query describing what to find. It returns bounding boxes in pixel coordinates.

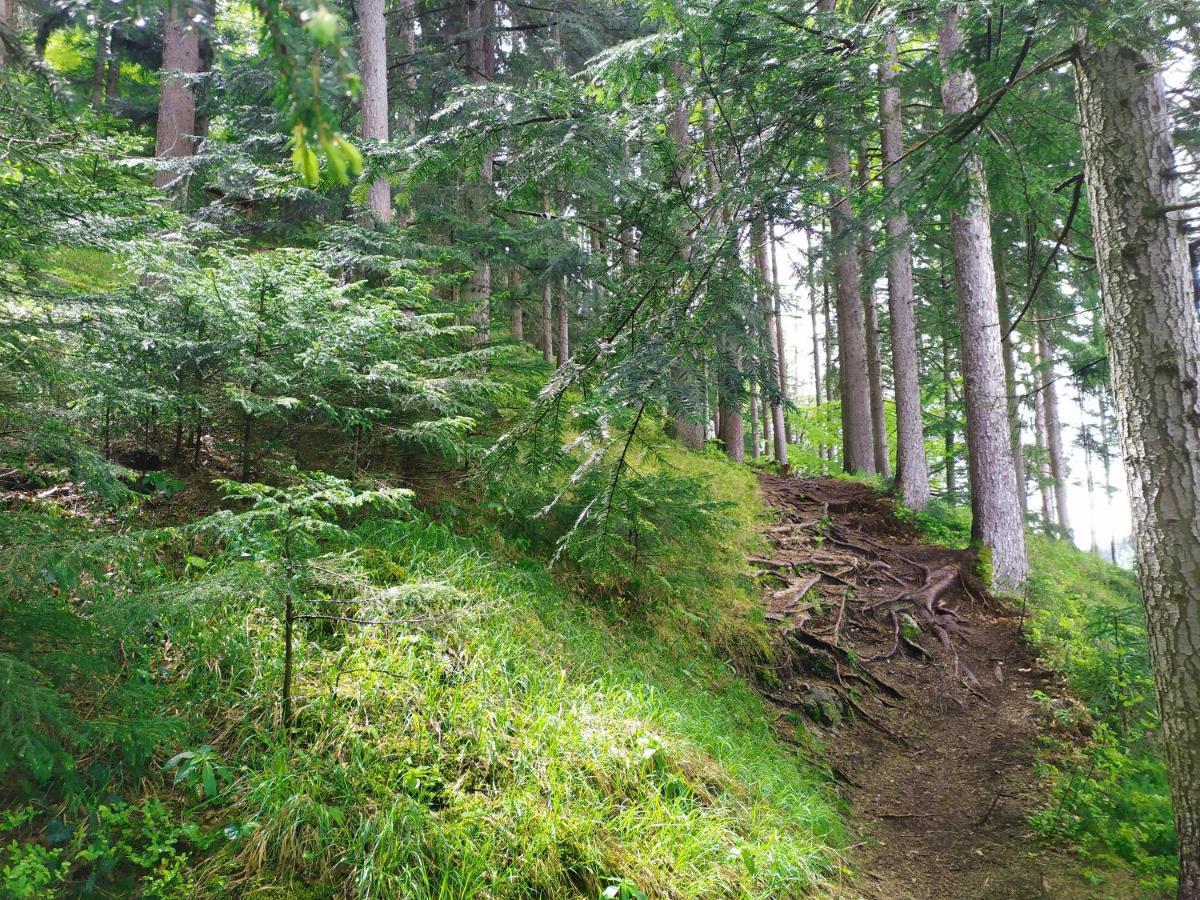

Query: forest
[1,0,1198,897]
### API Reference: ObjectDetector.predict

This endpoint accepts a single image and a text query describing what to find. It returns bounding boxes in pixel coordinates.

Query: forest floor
[756,475,1141,900]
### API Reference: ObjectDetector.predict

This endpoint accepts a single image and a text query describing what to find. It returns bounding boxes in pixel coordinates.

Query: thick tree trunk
[106,30,121,100]
[880,30,930,509]
[939,6,1027,592]
[358,0,391,224]
[1075,30,1200,895]
[995,238,1028,517]
[1037,325,1072,539]
[718,346,745,463]
[154,0,202,190]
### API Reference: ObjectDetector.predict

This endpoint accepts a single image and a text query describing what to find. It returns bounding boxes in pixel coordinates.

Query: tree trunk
[1032,346,1056,533]
[154,0,202,190]
[91,24,109,110]
[769,223,793,444]
[943,330,957,502]
[1037,324,1072,540]
[939,6,1027,592]
[718,345,745,463]
[755,221,789,468]
[464,0,493,344]
[880,29,930,509]
[556,275,569,367]
[995,237,1028,517]
[818,0,873,474]
[540,279,554,365]
[508,269,523,341]
[857,144,891,478]
[106,30,121,100]
[358,0,391,224]
[749,379,761,459]
[1075,29,1200,894]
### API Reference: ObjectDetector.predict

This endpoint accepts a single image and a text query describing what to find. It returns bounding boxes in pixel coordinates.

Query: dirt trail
[755,475,1136,900]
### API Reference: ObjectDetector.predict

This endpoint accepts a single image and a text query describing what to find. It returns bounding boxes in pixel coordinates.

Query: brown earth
[755,475,1141,900]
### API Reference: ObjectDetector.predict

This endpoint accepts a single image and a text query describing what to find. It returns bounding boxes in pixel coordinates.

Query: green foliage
[1022,536,1175,894]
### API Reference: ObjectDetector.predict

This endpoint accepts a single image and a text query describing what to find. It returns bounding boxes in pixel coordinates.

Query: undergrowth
[0,452,843,898]
[901,499,1175,895]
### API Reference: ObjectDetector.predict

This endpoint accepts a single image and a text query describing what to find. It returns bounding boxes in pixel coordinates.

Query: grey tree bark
[556,274,569,368]
[91,24,109,110]
[508,269,523,342]
[880,28,930,509]
[857,145,891,478]
[540,278,554,366]
[769,224,794,445]
[995,238,1028,517]
[1075,29,1200,895]
[463,0,494,344]
[939,5,1027,591]
[749,380,761,459]
[755,221,789,467]
[1032,344,1056,533]
[153,0,202,190]
[1037,324,1072,539]
[358,0,391,224]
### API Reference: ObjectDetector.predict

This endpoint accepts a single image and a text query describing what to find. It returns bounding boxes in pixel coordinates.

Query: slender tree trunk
[823,258,835,406]
[1037,324,1072,539]
[464,0,493,344]
[818,0,873,474]
[358,0,391,224]
[939,6,1027,591]
[541,279,554,365]
[755,221,789,467]
[880,30,930,508]
[1076,30,1200,894]
[769,223,794,445]
[943,330,956,502]
[749,380,761,459]
[556,274,569,367]
[508,269,523,341]
[91,25,109,109]
[857,144,891,477]
[995,237,1028,517]
[154,0,202,190]
[1032,339,1056,533]
[105,30,121,100]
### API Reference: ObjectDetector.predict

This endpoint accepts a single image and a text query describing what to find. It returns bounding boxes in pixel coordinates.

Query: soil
[755,475,1141,900]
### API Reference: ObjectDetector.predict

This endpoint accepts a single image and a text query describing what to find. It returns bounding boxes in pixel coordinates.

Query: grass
[0,451,845,898]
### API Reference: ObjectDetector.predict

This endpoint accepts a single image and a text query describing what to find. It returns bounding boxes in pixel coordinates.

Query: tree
[1074,23,1200,896]
[937,5,1027,591]
[358,0,391,224]
[154,0,203,190]
[879,28,930,509]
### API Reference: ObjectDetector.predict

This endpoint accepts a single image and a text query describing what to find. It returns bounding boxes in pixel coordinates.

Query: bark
[153,0,202,190]
[994,237,1028,517]
[556,275,569,367]
[540,279,554,365]
[718,345,745,463]
[880,29,930,509]
[857,145,891,478]
[755,221,789,467]
[1076,30,1200,893]
[823,258,835,406]
[1037,324,1072,539]
[358,0,392,224]
[818,0,873,473]
[1032,345,1056,533]
[508,269,523,341]
[769,223,793,444]
[749,380,761,459]
[943,330,957,502]
[106,30,121,101]
[92,25,109,110]
[939,6,1027,592]
[463,0,494,344]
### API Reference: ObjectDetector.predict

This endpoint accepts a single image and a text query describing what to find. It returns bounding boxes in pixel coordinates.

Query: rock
[800,685,843,727]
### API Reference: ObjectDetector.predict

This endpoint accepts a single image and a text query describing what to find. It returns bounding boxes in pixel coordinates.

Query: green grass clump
[0,457,843,898]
